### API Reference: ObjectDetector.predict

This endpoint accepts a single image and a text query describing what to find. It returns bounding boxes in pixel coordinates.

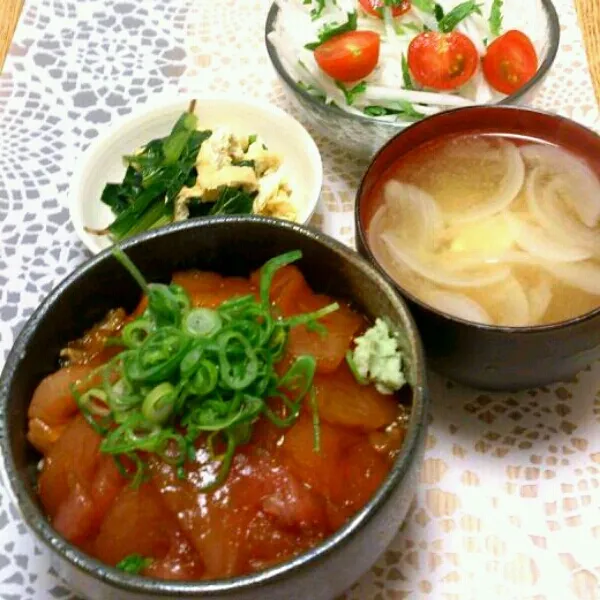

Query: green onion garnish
[116,554,153,575]
[72,249,336,491]
[183,308,222,338]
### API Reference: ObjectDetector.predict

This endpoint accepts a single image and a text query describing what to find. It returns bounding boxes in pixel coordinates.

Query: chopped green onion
[189,360,219,396]
[345,350,368,385]
[79,388,111,417]
[180,345,204,379]
[112,247,149,294]
[122,320,152,348]
[259,250,302,309]
[100,413,163,454]
[116,554,153,575]
[126,328,191,383]
[309,387,321,453]
[169,284,192,312]
[217,330,259,390]
[81,249,336,491]
[268,325,288,361]
[142,382,175,424]
[283,302,339,328]
[183,308,223,337]
[199,430,237,492]
[278,355,317,404]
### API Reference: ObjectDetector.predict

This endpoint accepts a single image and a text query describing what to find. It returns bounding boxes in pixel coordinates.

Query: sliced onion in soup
[443,141,525,224]
[543,261,600,296]
[383,181,442,251]
[381,233,511,288]
[495,276,531,327]
[505,213,592,263]
[421,290,493,324]
[520,144,600,227]
[443,214,517,255]
[368,205,393,265]
[526,275,553,325]
[434,214,518,272]
[468,276,531,327]
[368,207,420,289]
[526,169,600,255]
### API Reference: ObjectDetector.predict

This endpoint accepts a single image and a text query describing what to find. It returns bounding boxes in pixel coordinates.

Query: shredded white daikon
[269,0,544,123]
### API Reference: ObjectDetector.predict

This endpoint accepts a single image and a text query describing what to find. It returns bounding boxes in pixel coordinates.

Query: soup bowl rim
[355,104,600,334]
[0,215,429,596]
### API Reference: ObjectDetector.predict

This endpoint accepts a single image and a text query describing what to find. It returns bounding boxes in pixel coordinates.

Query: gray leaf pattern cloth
[0,1,190,598]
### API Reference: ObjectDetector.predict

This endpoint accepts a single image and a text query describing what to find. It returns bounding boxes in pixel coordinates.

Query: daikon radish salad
[268,0,545,123]
[364,134,600,327]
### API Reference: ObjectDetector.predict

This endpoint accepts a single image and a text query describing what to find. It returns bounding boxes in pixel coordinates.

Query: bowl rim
[68,94,324,255]
[354,103,600,334]
[264,0,561,127]
[0,215,429,596]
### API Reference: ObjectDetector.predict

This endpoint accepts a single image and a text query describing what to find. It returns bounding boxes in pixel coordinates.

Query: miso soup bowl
[0,216,428,600]
[355,106,600,391]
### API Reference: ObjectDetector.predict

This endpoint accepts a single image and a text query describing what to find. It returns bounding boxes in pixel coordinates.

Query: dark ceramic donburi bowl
[355,106,600,391]
[0,216,428,600]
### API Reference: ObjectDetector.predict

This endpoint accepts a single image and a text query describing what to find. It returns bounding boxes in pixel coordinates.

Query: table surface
[0,1,599,599]
[1,0,600,95]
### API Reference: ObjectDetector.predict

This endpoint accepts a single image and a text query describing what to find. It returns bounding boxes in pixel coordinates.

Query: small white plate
[69,95,323,254]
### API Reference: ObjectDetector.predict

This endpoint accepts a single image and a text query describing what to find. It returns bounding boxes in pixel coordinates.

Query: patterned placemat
[0,1,599,598]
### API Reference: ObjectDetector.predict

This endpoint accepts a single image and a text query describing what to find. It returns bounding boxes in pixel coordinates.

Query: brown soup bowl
[0,216,428,600]
[355,106,600,391]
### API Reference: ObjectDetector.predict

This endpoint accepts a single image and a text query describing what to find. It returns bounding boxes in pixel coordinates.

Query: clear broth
[366,133,600,327]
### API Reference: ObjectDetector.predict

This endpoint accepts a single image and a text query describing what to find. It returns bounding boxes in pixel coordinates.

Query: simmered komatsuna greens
[71,250,339,491]
[95,101,296,242]
[98,104,214,241]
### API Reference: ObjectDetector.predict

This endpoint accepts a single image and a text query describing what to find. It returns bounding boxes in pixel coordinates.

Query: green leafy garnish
[298,80,327,101]
[116,554,153,575]
[363,101,425,120]
[232,159,255,168]
[434,3,445,22]
[401,54,414,90]
[309,388,321,452]
[335,81,367,105]
[305,11,357,50]
[98,102,211,241]
[438,1,482,33]
[489,0,503,36]
[94,100,265,241]
[395,22,424,35]
[304,0,327,20]
[188,186,255,218]
[345,350,368,385]
[73,249,336,492]
[411,0,436,12]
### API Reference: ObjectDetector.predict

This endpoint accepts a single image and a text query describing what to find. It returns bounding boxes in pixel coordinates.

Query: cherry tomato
[358,0,411,18]
[407,31,479,90]
[314,31,381,82]
[482,30,538,95]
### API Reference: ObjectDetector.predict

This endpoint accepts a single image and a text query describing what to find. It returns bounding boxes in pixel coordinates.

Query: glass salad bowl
[264,0,560,158]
